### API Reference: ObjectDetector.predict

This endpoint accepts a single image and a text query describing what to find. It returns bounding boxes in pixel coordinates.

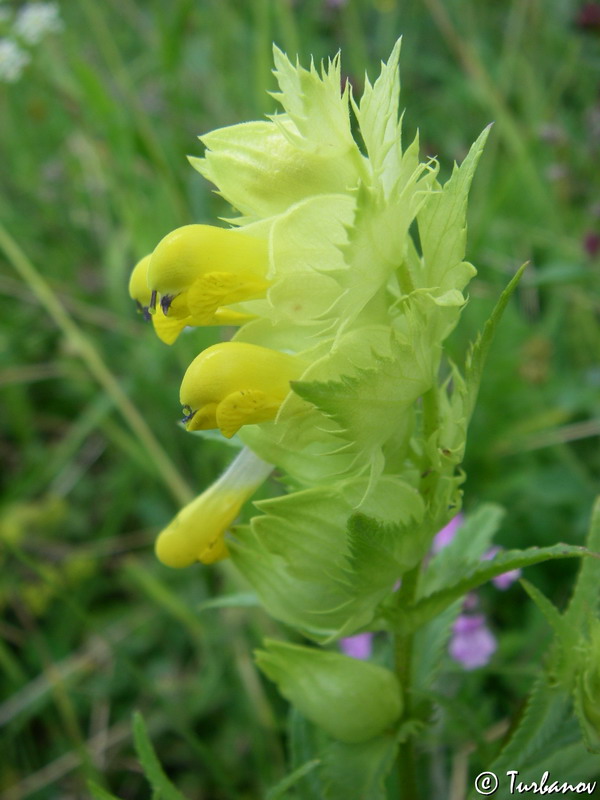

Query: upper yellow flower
[128,254,153,319]
[128,225,268,343]
[147,224,269,331]
[129,253,196,343]
[180,341,305,438]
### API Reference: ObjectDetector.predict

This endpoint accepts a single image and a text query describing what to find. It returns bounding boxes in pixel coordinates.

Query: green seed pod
[256,639,403,744]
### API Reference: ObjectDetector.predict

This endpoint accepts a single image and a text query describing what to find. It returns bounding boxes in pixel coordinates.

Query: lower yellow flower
[155,447,273,567]
[180,341,305,438]
[147,224,270,337]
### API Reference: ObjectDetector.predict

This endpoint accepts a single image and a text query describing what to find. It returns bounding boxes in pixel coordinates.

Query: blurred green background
[1,0,599,797]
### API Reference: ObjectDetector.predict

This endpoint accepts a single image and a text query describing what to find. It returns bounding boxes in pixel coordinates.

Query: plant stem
[394,563,421,799]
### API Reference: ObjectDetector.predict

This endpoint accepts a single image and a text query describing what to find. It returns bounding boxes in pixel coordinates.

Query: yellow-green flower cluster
[129,40,487,643]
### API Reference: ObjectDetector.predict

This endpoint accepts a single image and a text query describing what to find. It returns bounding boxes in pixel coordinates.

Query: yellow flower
[128,253,192,344]
[180,341,305,438]
[155,447,273,567]
[147,224,269,339]
[129,234,258,344]
[128,254,153,318]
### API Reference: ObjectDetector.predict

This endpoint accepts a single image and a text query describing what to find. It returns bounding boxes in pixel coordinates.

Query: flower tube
[155,447,273,568]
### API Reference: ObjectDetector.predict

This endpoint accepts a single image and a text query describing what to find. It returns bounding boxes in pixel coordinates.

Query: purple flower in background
[483,546,522,590]
[339,632,373,660]
[449,614,497,670]
[432,515,521,590]
[584,231,600,258]
[576,3,600,31]
[431,513,464,553]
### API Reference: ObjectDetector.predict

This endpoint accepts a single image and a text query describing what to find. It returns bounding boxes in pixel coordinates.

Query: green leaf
[322,734,399,800]
[573,617,600,753]
[197,592,260,612]
[270,47,358,156]
[352,38,402,192]
[462,261,528,423]
[484,678,573,782]
[87,783,125,800]
[288,709,327,800]
[411,600,463,693]
[512,740,600,788]
[401,544,598,631]
[477,683,599,800]
[519,580,568,638]
[418,125,491,292]
[132,712,188,800]
[346,512,422,589]
[266,760,322,800]
[564,494,600,628]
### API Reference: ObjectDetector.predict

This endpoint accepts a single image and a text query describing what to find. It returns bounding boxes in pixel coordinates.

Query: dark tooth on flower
[149,290,158,314]
[161,294,174,315]
[135,301,152,321]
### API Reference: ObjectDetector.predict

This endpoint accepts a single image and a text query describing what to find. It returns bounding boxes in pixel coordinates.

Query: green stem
[0,223,193,506]
[421,385,440,445]
[394,563,421,799]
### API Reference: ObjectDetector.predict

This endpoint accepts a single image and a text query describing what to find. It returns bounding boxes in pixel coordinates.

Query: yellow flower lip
[180,342,305,438]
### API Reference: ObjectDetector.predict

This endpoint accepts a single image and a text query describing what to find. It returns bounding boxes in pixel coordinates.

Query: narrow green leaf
[418,125,490,291]
[463,261,528,422]
[132,712,188,800]
[87,782,125,800]
[322,734,399,800]
[485,678,572,780]
[266,759,322,800]
[565,494,600,628]
[288,709,326,800]
[519,579,568,637]
[197,592,259,612]
[352,38,402,186]
[411,600,463,693]
[512,740,600,787]
[402,545,597,631]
